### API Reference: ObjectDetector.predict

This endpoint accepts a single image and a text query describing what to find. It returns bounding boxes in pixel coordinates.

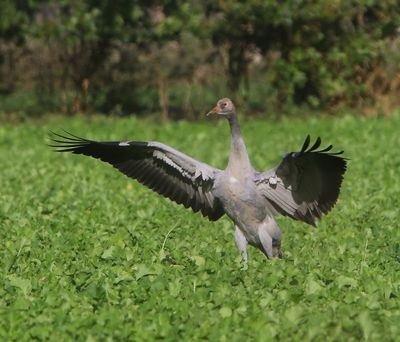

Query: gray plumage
[50,98,347,260]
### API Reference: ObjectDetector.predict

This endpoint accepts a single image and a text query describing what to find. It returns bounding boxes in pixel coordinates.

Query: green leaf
[192,255,205,267]
[219,307,232,318]
[12,296,30,310]
[101,246,115,259]
[337,276,358,289]
[7,275,31,296]
[305,278,323,295]
[358,311,374,340]
[285,306,304,324]
[135,264,159,281]
[168,279,181,297]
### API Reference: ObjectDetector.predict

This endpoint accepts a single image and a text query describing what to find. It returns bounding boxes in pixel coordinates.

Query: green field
[1,114,399,341]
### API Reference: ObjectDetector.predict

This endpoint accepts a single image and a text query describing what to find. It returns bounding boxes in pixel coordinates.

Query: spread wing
[255,135,347,226]
[50,131,225,221]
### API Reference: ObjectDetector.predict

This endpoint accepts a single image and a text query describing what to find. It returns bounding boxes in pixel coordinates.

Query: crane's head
[206,98,236,118]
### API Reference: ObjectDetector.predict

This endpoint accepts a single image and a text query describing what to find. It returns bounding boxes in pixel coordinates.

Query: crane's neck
[227,114,252,176]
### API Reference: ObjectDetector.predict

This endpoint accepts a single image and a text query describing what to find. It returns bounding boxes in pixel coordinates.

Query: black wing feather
[256,136,347,226]
[50,131,224,221]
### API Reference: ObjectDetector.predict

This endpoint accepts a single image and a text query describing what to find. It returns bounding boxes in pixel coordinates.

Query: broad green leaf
[219,307,232,318]
[7,275,31,296]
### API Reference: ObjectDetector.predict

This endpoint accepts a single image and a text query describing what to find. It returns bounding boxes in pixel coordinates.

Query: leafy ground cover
[0,113,399,341]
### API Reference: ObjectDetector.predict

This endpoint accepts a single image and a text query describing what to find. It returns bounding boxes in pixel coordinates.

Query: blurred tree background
[1,0,399,120]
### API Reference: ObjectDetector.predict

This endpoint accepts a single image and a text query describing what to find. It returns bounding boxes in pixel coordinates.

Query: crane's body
[50,98,347,261]
[212,114,281,259]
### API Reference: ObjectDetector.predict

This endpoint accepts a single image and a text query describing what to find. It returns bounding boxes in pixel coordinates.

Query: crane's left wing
[254,135,347,226]
[50,131,225,221]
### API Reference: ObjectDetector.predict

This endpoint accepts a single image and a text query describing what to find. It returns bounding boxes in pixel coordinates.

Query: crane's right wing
[49,131,225,221]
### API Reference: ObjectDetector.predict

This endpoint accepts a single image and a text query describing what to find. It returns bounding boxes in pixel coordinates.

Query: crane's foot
[258,218,282,259]
[272,242,283,259]
[234,225,248,262]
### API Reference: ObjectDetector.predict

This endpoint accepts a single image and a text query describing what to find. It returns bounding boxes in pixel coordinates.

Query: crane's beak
[206,106,221,117]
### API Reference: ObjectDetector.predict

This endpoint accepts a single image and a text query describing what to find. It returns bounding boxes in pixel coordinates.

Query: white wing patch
[194,168,202,179]
[149,142,217,186]
[268,176,278,185]
[119,141,130,146]
[153,150,192,179]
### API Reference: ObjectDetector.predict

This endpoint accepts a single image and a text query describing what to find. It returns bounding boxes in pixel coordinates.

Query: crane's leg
[258,218,282,259]
[234,226,248,262]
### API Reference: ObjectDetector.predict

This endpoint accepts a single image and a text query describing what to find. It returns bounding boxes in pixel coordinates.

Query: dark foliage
[1,0,399,119]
